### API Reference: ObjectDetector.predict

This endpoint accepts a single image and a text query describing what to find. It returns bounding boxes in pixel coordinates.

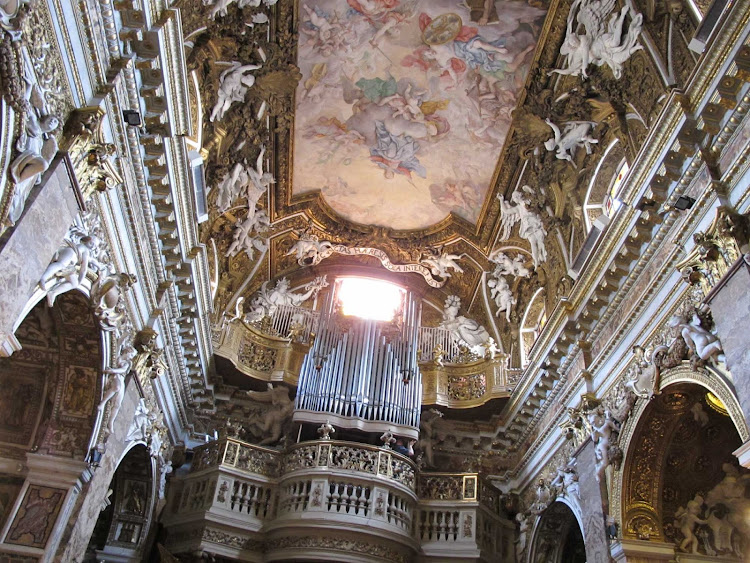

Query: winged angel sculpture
[552,0,643,80]
[498,186,547,267]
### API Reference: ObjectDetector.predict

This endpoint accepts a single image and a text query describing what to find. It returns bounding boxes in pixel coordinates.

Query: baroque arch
[528,500,586,563]
[615,365,749,556]
[85,443,156,561]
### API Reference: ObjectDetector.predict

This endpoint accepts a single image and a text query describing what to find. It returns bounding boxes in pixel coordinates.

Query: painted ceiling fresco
[293,0,547,230]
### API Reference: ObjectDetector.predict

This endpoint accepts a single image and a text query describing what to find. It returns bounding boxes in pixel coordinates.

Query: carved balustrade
[416,473,515,561]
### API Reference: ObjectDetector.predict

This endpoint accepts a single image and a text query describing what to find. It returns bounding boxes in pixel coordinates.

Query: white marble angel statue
[225,209,270,260]
[439,295,491,352]
[588,406,620,482]
[215,146,274,215]
[498,186,548,267]
[210,61,263,122]
[204,0,276,20]
[7,73,60,226]
[551,0,642,79]
[245,276,328,321]
[544,119,598,163]
[420,248,464,279]
[488,276,516,321]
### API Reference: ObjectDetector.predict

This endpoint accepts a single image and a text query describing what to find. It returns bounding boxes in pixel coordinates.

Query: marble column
[705,257,750,467]
[576,440,610,563]
[0,154,83,356]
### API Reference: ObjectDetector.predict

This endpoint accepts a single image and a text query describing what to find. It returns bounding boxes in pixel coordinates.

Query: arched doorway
[85,444,155,561]
[529,501,585,563]
[620,381,749,557]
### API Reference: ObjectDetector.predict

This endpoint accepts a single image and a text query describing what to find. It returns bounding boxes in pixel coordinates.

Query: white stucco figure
[285,232,334,266]
[90,272,137,334]
[420,248,464,279]
[439,295,491,352]
[489,250,531,278]
[216,145,274,215]
[245,276,328,321]
[552,0,642,79]
[39,233,101,306]
[588,406,619,482]
[126,398,151,442]
[551,457,579,498]
[158,460,172,499]
[544,119,598,162]
[226,209,270,260]
[210,61,262,122]
[669,310,725,364]
[674,495,707,554]
[98,338,137,435]
[7,76,60,226]
[418,408,443,467]
[498,186,548,267]
[203,0,276,20]
[515,513,530,562]
[246,383,294,445]
[488,276,516,321]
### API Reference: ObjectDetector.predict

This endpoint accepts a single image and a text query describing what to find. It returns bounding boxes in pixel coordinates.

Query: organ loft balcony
[174,276,517,560]
[161,438,515,562]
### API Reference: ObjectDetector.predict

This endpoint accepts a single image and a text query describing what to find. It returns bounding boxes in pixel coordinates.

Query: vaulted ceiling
[176,0,661,364]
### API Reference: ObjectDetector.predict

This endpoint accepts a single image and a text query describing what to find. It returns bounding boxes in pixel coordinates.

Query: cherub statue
[210,60,263,122]
[544,119,598,163]
[420,248,464,279]
[39,234,102,306]
[245,276,328,321]
[674,495,707,554]
[285,231,334,266]
[225,209,270,260]
[246,383,293,446]
[498,186,547,267]
[380,429,396,449]
[551,457,579,498]
[488,276,516,321]
[669,310,725,365]
[489,250,532,279]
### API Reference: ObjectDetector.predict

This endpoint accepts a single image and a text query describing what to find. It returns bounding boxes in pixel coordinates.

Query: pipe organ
[294,278,423,438]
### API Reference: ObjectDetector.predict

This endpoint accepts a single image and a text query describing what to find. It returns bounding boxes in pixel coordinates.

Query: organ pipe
[294,278,423,435]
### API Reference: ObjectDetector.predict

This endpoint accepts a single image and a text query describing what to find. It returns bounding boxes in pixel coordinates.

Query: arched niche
[520,288,547,367]
[615,366,749,556]
[85,444,156,561]
[528,501,586,563]
[582,139,628,232]
[0,291,103,461]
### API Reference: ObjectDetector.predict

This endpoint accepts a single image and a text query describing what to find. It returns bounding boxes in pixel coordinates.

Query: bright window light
[337,277,404,322]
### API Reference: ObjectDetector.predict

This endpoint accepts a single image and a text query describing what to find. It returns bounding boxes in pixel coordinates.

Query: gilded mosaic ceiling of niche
[0,293,101,461]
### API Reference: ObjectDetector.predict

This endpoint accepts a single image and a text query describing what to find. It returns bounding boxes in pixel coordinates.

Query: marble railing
[416,473,515,561]
[165,444,512,561]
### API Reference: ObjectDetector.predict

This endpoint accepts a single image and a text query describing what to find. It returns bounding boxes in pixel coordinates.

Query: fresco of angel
[369,120,427,180]
[347,0,416,47]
